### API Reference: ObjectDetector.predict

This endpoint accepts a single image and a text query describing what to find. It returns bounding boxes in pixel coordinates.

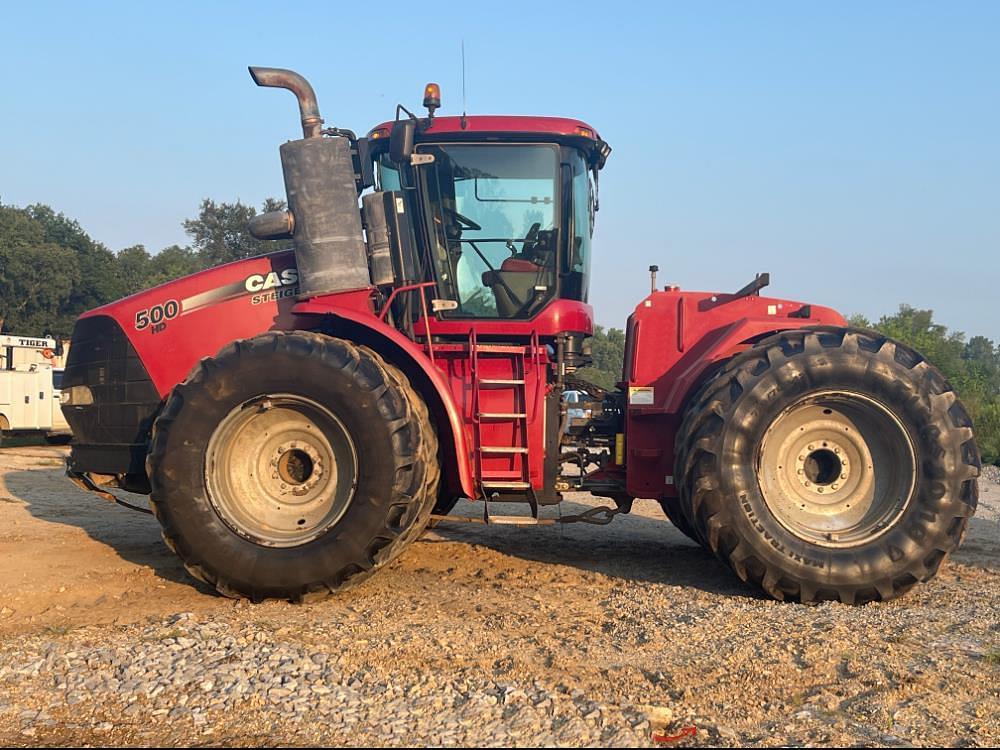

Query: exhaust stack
[249,66,370,298]
[248,66,324,139]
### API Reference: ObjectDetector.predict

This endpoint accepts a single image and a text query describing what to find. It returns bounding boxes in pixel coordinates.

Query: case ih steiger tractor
[61,68,980,605]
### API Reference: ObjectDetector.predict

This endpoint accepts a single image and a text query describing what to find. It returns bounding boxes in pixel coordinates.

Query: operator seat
[482,228,556,317]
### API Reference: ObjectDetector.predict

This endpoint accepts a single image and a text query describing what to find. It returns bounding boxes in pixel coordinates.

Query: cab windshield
[418,143,560,318]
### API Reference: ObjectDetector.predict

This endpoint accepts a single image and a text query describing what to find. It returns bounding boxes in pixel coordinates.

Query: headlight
[60,386,94,406]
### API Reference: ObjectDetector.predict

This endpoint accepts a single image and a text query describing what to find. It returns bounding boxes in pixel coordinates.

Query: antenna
[461,40,468,129]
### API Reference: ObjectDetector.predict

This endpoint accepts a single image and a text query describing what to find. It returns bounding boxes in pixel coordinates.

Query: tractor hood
[81,250,302,329]
[75,250,320,397]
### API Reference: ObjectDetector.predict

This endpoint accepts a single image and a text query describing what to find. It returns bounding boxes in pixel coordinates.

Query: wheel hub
[205,394,357,547]
[800,446,845,489]
[757,391,916,547]
[271,441,327,497]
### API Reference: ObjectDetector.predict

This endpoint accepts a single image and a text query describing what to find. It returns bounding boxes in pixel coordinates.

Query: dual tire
[147,331,439,602]
[670,327,980,604]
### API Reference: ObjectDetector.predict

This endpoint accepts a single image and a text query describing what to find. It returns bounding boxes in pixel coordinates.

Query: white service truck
[0,335,70,445]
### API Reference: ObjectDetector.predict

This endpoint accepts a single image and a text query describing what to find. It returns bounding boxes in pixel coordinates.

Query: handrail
[377,281,439,364]
[528,330,543,423]
[377,281,437,322]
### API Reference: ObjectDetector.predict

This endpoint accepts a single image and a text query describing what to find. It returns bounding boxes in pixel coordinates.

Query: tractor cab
[366,114,610,325]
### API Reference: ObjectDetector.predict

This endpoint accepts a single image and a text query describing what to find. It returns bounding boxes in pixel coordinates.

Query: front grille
[63,315,161,476]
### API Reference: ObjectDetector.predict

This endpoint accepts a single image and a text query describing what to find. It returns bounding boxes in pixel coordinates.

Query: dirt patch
[0,445,997,746]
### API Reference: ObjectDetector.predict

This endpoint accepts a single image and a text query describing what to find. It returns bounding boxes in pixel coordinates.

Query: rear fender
[292,299,475,499]
[623,289,848,499]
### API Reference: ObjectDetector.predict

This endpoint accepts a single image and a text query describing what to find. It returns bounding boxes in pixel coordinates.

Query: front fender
[292,299,475,499]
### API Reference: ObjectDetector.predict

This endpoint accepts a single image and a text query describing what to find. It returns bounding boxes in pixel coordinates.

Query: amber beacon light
[423,83,441,117]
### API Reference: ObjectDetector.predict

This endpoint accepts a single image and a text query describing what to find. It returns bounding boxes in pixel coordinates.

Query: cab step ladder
[469,329,541,524]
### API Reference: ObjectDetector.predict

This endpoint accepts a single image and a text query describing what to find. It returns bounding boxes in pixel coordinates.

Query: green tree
[577,325,626,390]
[863,305,999,464]
[0,205,81,334]
[183,198,289,267]
[146,244,203,287]
[116,244,153,297]
[25,204,126,315]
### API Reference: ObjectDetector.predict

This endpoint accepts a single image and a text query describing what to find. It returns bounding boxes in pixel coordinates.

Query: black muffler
[248,66,370,298]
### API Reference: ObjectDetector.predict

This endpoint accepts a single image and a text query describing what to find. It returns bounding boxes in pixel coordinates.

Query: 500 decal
[135,300,180,331]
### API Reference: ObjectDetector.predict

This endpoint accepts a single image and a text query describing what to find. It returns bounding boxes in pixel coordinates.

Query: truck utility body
[0,335,69,442]
[60,69,979,605]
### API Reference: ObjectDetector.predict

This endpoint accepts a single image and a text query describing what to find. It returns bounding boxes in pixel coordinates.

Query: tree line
[1,199,996,462]
[0,199,288,336]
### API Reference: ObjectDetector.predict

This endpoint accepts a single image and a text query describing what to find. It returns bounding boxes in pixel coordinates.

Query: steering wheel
[461,286,496,314]
[521,222,541,253]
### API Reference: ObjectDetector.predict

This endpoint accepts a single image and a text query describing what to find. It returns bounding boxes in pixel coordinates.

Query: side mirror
[389,119,415,163]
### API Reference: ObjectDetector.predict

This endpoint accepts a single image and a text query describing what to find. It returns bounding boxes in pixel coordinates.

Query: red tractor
[61,68,980,604]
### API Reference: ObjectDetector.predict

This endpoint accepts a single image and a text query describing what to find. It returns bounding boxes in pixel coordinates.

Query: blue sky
[2,1,997,338]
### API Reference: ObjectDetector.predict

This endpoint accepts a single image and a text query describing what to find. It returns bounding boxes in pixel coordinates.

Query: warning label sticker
[628,386,655,405]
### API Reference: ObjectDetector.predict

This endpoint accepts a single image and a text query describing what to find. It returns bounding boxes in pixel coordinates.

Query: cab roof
[367,115,602,142]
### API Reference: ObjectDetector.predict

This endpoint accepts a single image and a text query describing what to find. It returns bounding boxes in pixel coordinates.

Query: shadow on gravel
[423,498,772,600]
[952,512,1000,570]
[10,465,762,600]
[10,458,995,608]
[5,466,215,593]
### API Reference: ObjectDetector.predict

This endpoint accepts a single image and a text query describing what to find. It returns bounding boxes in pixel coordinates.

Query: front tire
[675,328,980,604]
[147,331,439,602]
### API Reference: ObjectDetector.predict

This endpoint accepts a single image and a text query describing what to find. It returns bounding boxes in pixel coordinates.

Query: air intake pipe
[248,66,371,298]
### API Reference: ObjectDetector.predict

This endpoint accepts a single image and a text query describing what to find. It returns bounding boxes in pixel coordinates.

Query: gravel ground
[0,446,997,747]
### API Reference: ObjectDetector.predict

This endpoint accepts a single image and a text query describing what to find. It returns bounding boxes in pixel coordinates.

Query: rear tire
[675,327,980,604]
[147,331,439,602]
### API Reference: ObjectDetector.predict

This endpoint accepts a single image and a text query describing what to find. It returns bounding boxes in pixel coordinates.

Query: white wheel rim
[756,390,916,548]
[205,394,358,547]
